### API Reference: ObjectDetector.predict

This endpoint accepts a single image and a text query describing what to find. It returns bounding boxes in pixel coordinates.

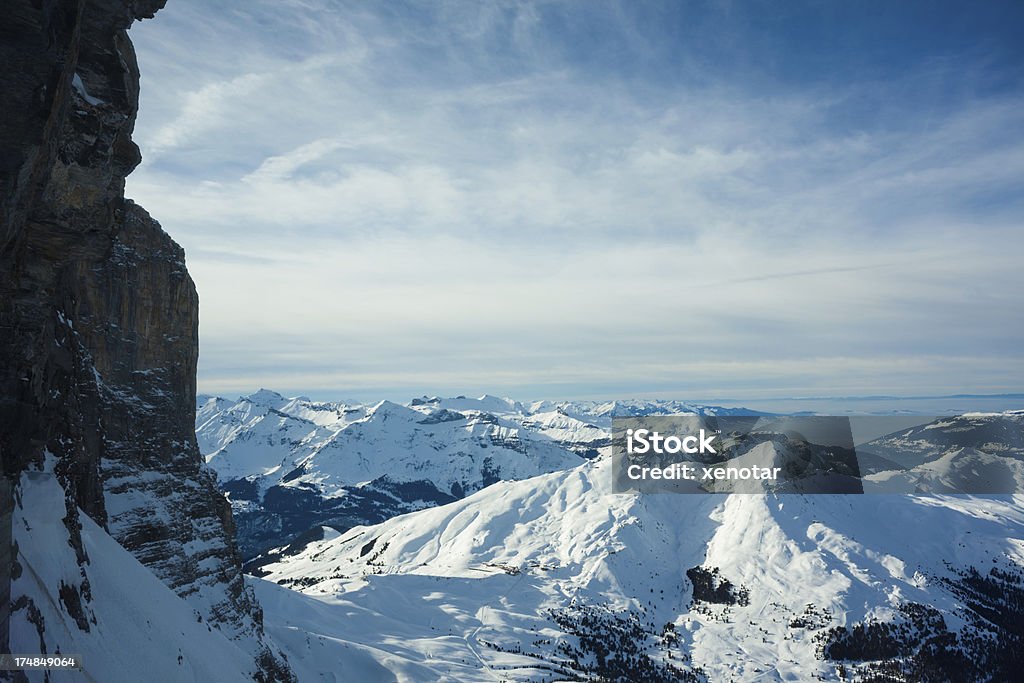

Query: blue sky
[126,0,1024,402]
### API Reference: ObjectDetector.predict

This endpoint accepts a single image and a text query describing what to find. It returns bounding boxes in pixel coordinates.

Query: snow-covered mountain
[197,390,756,558]
[252,451,1024,682]
[192,394,1024,681]
[8,459,263,683]
[859,412,1024,493]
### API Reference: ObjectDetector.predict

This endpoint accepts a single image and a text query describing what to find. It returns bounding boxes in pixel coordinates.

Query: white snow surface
[253,455,1024,681]
[197,391,751,500]
[71,73,105,106]
[196,391,618,500]
[8,457,257,682]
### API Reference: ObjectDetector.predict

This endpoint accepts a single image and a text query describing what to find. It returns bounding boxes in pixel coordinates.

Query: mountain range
[251,448,1024,681]
[197,391,1024,681]
[196,390,757,559]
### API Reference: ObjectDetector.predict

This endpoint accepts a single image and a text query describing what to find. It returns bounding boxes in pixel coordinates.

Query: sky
[126,0,1024,403]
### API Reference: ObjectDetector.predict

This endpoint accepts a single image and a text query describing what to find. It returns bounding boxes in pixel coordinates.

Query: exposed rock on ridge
[0,1,291,679]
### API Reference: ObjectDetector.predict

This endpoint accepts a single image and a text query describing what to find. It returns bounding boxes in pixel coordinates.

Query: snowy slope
[197,393,764,488]
[282,400,580,496]
[197,391,770,558]
[860,412,1024,494]
[859,411,1024,468]
[198,392,760,489]
[254,452,1024,682]
[8,458,260,683]
[195,390,366,479]
[197,392,624,558]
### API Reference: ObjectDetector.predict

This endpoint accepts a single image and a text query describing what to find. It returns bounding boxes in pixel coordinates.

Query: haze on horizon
[126,0,1024,402]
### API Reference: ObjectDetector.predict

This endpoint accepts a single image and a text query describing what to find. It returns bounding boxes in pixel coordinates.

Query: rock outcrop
[0,1,291,679]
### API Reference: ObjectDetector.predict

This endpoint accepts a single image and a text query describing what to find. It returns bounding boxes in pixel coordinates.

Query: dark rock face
[0,479,11,654]
[0,2,291,679]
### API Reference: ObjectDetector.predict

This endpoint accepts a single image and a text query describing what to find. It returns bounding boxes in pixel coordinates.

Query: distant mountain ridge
[858,411,1024,493]
[197,390,758,558]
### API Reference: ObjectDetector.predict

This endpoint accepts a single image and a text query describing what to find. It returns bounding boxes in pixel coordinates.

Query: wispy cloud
[127,0,1024,400]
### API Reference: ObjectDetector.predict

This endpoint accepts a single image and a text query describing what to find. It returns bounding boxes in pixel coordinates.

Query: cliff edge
[0,1,291,679]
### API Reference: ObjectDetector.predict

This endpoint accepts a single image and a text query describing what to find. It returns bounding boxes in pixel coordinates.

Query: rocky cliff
[0,1,291,679]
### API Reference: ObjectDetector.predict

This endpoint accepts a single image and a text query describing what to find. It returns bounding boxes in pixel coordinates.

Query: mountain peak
[244,388,288,407]
[368,399,416,419]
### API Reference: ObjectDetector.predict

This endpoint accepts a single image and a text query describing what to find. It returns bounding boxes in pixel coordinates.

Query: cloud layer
[126,0,1024,401]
